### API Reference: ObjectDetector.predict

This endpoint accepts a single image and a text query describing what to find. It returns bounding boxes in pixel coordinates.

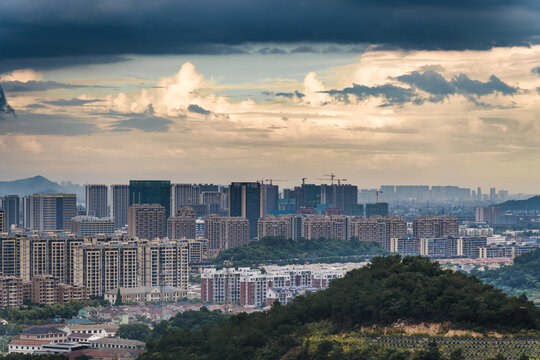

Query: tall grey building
[85,184,108,218]
[262,184,279,216]
[110,185,129,229]
[0,195,20,231]
[171,183,220,213]
[22,194,77,231]
[0,210,4,234]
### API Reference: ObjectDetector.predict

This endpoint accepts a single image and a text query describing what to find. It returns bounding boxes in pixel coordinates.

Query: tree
[116,323,151,342]
[114,288,123,306]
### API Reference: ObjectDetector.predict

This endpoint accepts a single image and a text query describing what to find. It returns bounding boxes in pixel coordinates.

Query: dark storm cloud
[187,104,211,115]
[325,84,416,105]
[41,98,102,106]
[276,91,305,99]
[396,71,517,98]
[0,81,86,92]
[1,0,539,68]
[110,116,173,133]
[0,55,129,73]
[325,70,518,105]
[452,74,517,96]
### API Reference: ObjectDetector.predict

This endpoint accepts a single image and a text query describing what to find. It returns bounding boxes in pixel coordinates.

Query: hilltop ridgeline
[140,255,540,360]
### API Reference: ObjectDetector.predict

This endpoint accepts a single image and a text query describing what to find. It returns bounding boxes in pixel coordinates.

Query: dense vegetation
[116,323,151,342]
[214,236,387,265]
[146,307,227,343]
[141,256,540,360]
[474,249,540,304]
[0,300,106,325]
[294,338,532,360]
[499,195,540,211]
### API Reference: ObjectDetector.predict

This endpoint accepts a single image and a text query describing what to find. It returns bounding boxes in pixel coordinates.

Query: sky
[1,0,540,192]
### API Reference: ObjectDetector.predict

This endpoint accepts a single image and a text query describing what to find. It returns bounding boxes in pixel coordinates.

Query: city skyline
[2,1,540,192]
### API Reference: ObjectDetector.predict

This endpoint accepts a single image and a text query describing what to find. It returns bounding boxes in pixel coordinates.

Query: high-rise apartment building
[320,184,358,215]
[0,210,4,234]
[71,216,115,237]
[204,215,250,257]
[350,216,407,249]
[72,239,188,297]
[171,184,200,210]
[229,182,262,239]
[262,184,279,216]
[128,204,166,240]
[0,195,20,231]
[302,215,348,240]
[129,180,171,218]
[110,185,129,229]
[0,234,20,276]
[85,185,108,218]
[201,191,222,215]
[257,215,293,239]
[22,194,77,232]
[0,276,23,308]
[475,206,502,225]
[167,207,196,240]
[412,216,459,239]
[365,203,389,218]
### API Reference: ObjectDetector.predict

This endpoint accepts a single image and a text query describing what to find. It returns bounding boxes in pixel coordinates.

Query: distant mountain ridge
[0,175,84,201]
[499,195,540,211]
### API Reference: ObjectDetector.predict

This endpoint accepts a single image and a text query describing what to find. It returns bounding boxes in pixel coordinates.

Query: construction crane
[301,177,308,185]
[316,173,346,186]
[324,173,336,185]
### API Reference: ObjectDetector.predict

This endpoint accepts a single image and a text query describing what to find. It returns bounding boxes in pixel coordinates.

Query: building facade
[128,204,166,240]
[85,185,108,218]
[413,216,459,239]
[71,216,115,237]
[22,194,77,232]
[204,216,250,257]
[129,180,171,218]
[110,184,129,229]
[1,195,20,232]
[229,182,262,239]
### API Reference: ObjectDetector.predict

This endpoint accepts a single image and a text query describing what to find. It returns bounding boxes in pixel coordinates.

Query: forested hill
[214,236,387,265]
[140,256,540,360]
[499,195,540,211]
[475,249,540,304]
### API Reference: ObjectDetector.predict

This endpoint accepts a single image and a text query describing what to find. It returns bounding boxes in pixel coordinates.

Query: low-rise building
[104,286,185,304]
[266,286,318,306]
[8,339,50,354]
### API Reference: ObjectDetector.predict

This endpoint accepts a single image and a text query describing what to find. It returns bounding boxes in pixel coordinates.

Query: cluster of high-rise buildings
[0,232,205,306]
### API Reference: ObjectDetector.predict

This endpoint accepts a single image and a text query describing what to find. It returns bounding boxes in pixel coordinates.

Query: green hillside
[499,195,540,211]
[214,236,387,265]
[475,249,540,304]
[141,256,540,360]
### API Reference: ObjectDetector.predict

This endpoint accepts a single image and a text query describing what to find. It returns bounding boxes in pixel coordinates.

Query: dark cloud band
[0,0,539,65]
